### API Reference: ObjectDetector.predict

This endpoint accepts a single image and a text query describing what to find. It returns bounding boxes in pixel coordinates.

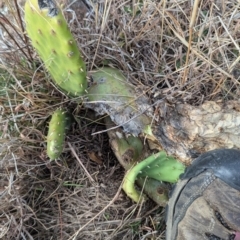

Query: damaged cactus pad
[122,151,186,202]
[87,67,153,136]
[25,0,87,96]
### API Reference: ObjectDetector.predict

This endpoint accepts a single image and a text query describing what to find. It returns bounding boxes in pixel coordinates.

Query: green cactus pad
[47,109,70,160]
[137,151,185,183]
[25,0,87,96]
[122,151,185,202]
[86,67,153,136]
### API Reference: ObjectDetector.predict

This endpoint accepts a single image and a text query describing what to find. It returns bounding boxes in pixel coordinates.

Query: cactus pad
[137,152,186,183]
[122,151,186,202]
[86,67,153,136]
[47,109,70,160]
[25,0,87,96]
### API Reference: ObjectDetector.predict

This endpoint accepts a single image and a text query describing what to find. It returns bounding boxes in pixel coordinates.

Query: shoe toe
[182,148,240,190]
[166,149,240,240]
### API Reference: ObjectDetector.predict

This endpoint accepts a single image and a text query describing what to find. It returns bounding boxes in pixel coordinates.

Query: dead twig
[182,0,201,85]
[67,142,95,184]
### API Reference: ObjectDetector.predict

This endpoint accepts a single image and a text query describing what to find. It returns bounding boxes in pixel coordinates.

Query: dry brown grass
[0,0,239,239]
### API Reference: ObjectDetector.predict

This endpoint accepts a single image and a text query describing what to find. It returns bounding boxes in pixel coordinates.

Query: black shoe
[166,149,240,240]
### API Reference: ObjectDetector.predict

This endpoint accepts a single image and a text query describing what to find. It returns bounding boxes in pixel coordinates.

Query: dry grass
[0,0,239,239]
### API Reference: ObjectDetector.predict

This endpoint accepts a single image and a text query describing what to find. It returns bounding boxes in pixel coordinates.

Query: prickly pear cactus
[25,0,87,97]
[47,109,70,160]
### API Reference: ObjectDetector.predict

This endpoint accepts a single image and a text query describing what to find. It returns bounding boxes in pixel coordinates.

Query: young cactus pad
[122,151,186,202]
[47,109,70,160]
[25,0,87,96]
[87,67,153,136]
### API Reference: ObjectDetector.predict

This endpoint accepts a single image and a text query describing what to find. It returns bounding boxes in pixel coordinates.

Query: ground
[0,0,239,239]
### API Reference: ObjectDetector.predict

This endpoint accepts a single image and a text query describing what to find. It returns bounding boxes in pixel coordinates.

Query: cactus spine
[47,109,69,160]
[25,0,87,96]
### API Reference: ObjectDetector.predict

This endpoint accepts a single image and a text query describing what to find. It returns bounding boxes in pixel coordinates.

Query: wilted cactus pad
[86,67,153,136]
[25,0,87,96]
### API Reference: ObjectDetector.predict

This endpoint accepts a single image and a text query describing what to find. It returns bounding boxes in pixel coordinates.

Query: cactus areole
[25,0,87,97]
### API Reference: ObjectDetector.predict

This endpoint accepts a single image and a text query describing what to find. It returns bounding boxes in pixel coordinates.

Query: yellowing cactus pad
[25,0,87,96]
